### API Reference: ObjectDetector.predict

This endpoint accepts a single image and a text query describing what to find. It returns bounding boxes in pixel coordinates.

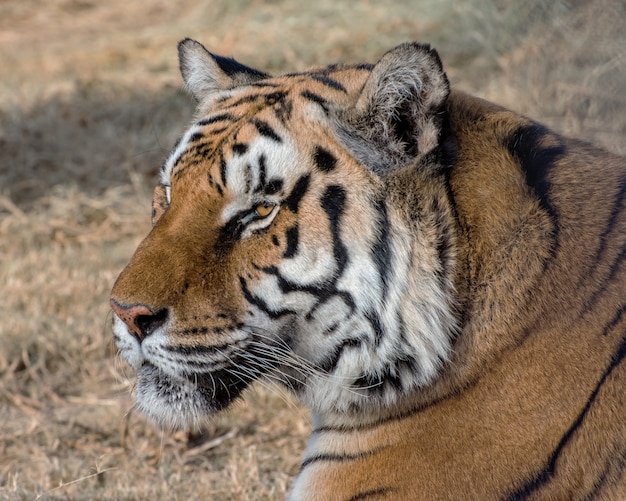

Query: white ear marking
[337,42,450,175]
[177,38,268,102]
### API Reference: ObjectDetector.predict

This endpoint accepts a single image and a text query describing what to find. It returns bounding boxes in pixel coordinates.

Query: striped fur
[110,39,626,500]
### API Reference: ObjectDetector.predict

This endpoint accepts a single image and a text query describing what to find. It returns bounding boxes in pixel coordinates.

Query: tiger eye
[255,203,274,218]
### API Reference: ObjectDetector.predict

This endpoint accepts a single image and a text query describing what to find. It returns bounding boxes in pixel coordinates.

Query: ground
[0,0,624,499]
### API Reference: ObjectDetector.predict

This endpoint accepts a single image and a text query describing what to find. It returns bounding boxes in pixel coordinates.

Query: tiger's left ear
[338,42,450,175]
[178,38,269,102]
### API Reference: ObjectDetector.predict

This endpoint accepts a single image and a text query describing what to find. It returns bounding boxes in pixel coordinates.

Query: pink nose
[110,299,167,342]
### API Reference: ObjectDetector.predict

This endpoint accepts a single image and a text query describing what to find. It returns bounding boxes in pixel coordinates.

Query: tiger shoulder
[110,39,626,500]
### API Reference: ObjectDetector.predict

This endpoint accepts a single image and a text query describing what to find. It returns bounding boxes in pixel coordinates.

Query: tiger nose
[110,299,168,342]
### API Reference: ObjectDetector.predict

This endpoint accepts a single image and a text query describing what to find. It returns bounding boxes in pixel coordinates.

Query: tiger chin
[110,38,626,500]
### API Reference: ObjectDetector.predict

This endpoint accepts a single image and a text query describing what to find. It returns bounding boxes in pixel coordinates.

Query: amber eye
[254,202,275,219]
[238,202,278,228]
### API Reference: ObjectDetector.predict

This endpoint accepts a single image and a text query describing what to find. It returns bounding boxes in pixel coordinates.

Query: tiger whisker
[246,340,372,387]
[224,366,302,414]
[240,344,378,398]
[238,353,302,391]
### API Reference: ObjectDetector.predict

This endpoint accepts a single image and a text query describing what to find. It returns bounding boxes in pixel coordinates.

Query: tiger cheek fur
[110,38,626,500]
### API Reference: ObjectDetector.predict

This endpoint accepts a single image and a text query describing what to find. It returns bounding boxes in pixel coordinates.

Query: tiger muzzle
[110,299,168,342]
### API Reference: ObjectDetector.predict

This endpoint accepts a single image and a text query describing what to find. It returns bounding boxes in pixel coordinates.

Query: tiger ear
[338,42,450,175]
[177,38,269,102]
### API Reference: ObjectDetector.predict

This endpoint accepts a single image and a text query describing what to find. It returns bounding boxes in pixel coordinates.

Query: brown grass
[1,0,624,499]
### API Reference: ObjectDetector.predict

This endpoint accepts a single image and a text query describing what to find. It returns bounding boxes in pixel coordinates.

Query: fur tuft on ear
[178,38,269,102]
[337,42,450,175]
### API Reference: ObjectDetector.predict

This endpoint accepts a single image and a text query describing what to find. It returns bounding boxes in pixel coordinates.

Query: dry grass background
[0,0,624,499]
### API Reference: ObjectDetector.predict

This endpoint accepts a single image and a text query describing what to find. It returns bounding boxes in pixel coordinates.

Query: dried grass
[1,0,624,499]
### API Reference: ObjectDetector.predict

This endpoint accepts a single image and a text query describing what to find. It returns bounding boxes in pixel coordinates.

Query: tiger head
[110,39,459,429]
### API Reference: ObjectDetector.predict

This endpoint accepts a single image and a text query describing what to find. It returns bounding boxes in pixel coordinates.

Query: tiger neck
[296,158,469,428]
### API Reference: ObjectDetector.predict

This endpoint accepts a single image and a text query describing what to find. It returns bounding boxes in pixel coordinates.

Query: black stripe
[189,132,204,142]
[576,174,625,313]
[306,290,356,321]
[187,141,215,162]
[581,243,626,317]
[397,311,408,345]
[346,487,393,501]
[243,163,253,194]
[509,123,564,198]
[264,177,283,195]
[252,119,282,142]
[317,337,363,374]
[165,342,231,355]
[212,53,268,80]
[181,326,210,336]
[506,333,626,500]
[352,357,415,395]
[232,143,248,155]
[324,322,340,336]
[284,174,311,213]
[311,73,347,92]
[601,304,626,337]
[208,126,228,136]
[314,145,338,172]
[220,210,248,241]
[254,154,267,193]
[219,153,228,187]
[284,225,299,258]
[301,90,330,114]
[256,263,355,328]
[300,452,362,470]
[307,286,356,319]
[300,446,385,471]
[197,113,237,127]
[372,197,392,299]
[365,310,385,345]
[592,176,626,269]
[314,405,420,434]
[225,94,263,108]
[321,185,349,275]
[258,265,354,314]
[239,276,296,320]
[601,243,625,293]
[506,124,565,261]
[247,82,281,89]
[434,222,453,270]
[266,92,292,124]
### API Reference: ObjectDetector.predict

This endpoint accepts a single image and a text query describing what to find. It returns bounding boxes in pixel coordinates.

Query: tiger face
[110,39,459,429]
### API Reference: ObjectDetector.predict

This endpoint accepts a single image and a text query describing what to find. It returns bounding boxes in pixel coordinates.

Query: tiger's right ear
[337,42,450,175]
[178,38,269,102]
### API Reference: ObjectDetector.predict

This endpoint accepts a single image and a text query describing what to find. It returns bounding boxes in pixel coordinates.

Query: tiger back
[110,39,626,500]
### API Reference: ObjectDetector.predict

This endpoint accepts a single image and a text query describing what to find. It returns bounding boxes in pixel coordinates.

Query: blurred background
[1,0,624,499]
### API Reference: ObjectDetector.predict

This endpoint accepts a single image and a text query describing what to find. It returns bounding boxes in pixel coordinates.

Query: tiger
[110,38,626,500]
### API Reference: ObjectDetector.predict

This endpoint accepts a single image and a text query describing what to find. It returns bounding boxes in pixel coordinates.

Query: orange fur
[111,41,626,500]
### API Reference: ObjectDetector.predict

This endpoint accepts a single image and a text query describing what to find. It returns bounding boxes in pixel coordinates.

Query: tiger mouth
[133,361,256,428]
